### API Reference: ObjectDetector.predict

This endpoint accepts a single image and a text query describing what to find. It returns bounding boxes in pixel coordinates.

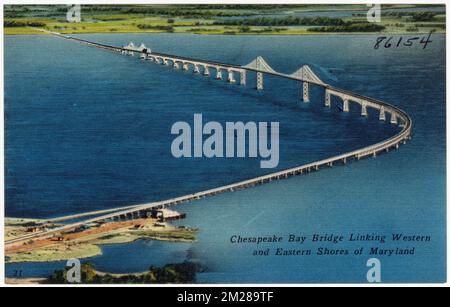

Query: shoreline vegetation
[4,4,445,36]
[47,262,203,284]
[5,217,197,264]
[6,261,203,284]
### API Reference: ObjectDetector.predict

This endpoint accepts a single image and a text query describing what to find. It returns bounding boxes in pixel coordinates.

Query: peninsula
[5,215,197,263]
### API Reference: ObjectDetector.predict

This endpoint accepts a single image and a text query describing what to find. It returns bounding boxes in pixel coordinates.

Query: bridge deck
[5,30,412,246]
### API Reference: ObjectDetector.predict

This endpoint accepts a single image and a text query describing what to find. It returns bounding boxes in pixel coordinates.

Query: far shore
[4,4,445,37]
[5,28,445,36]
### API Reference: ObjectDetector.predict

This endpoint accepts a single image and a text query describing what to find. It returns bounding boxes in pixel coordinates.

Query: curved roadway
[5,32,412,246]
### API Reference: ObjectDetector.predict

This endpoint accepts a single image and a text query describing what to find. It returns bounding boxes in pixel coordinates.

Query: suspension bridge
[5,31,412,247]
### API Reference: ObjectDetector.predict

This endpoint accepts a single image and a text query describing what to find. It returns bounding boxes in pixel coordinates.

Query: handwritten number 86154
[374,31,433,50]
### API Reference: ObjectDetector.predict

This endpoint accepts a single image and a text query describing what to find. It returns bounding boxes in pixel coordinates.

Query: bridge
[5,31,412,247]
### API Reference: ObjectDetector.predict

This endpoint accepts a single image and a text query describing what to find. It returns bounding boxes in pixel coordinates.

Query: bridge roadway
[5,31,413,247]
[64,35,327,87]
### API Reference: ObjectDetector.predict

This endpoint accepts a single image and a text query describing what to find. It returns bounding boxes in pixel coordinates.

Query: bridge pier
[203,66,210,76]
[240,70,246,86]
[183,62,189,71]
[6,37,416,248]
[256,72,264,90]
[228,70,236,83]
[174,62,180,69]
[140,53,147,60]
[325,89,331,107]
[390,113,398,125]
[216,68,223,80]
[194,64,200,73]
[379,106,386,121]
[163,58,169,66]
[303,82,310,103]
[361,103,368,117]
[343,97,349,112]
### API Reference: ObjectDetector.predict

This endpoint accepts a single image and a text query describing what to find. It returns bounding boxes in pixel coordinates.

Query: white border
[1,0,448,288]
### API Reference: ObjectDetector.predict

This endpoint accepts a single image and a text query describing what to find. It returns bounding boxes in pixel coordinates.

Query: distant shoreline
[5,30,445,36]
[4,4,445,36]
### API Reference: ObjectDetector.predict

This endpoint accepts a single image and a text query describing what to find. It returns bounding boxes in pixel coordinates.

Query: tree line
[353,11,440,22]
[309,23,386,32]
[137,24,175,32]
[214,16,350,26]
[47,261,202,284]
[214,16,388,32]
[4,20,46,27]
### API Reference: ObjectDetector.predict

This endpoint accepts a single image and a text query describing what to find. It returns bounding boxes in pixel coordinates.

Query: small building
[51,234,64,242]
[151,208,186,222]
[26,227,39,233]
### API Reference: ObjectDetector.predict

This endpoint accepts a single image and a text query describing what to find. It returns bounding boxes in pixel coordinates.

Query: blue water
[4,33,446,283]
[6,240,191,277]
[218,6,446,20]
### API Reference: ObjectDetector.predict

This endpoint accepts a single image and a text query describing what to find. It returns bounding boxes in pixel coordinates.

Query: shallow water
[6,240,191,277]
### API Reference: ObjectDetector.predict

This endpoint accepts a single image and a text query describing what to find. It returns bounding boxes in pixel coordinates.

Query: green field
[4,5,446,36]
